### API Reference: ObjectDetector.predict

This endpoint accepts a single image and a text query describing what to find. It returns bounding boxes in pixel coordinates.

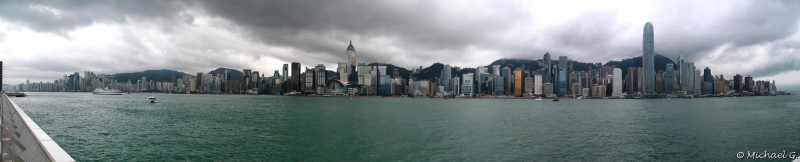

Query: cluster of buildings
[0,23,785,97]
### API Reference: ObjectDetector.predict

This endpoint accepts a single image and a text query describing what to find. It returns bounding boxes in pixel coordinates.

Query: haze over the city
[1,0,799,89]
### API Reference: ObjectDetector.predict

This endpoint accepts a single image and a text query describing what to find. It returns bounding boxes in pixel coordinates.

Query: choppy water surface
[11,92,800,161]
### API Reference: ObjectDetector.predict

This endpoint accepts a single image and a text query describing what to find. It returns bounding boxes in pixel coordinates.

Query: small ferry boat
[147,96,157,103]
[552,98,560,102]
[5,92,26,97]
[93,88,122,95]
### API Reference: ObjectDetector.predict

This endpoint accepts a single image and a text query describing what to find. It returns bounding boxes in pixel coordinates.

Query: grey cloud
[2,0,800,85]
[195,0,525,64]
[656,1,800,59]
[0,1,189,33]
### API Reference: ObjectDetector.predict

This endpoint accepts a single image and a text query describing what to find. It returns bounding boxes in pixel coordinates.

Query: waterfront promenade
[1,93,74,161]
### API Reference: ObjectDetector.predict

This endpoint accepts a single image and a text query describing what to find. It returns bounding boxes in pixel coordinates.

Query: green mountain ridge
[111,55,676,82]
[112,69,187,83]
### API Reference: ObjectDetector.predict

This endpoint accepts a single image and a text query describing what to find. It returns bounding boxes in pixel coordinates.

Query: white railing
[1,94,75,162]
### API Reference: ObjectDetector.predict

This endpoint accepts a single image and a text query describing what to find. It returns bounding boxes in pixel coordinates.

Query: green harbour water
[10,92,800,161]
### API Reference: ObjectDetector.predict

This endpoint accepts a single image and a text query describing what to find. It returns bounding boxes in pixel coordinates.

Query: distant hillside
[604,54,675,77]
[406,54,675,81]
[367,63,412,78]
[415,63,444,80]
[113,69,188,83]
[208,67,243,81]
[488,59,540,71]
[487,58,598,72]
[110,55,677,83]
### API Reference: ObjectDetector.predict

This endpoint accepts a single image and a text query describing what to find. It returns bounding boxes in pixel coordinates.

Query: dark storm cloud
[0,1,188,32]
[2,0,800,86]
[196,0,800,74]
[195,0,525,63]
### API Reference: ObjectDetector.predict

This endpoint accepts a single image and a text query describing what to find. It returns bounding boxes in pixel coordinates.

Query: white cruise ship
[93,88,123,95]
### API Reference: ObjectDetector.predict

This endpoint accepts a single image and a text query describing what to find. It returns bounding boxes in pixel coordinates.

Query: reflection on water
[11,92,800,161]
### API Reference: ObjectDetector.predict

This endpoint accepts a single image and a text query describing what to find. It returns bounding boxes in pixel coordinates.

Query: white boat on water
[93,88,122,95]
[147,96,157,103]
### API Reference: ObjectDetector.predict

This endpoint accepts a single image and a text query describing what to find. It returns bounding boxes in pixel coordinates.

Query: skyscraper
[502,66,511,94]
[243,69,252,90]
[282,64,289,82]
[524,76,534,96]
[534,74,542,96]
[346,41,357,71]
[492,65,501,76]
[345,41,358,85]
[734,74,743,93]
[694,69,702,95]
[676,55,685,87]
[196,72,203,91]
[462,73,473,96]
[558,67,566,96]
[315,64,326,92]
[304,68,315,92]
[440,64,452,93]
[543,52,551,83]
[744,76,753,92]
[337,62,349,83]
[559,56,569,94]
[643,22,655,95]
[0,61,3,92]
[291,62,301,92]
[282,64,289,93]
[702,67,715,95]
[612,68,623,97]
[681,62,695,94]
[494,76,505,95]
[664,63,674,94]
[514,68,523,97]
[475,66,487,93]
[686,63,696,94]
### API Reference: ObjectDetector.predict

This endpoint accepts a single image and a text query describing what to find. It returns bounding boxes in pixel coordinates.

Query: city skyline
[1,1,800,89]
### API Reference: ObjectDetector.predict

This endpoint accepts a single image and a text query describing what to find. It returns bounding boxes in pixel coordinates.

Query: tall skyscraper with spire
[346,41,357,71]
[643,22,655,95]
[345,41,358,85]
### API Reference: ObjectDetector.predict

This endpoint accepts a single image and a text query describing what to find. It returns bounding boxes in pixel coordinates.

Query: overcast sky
[1,0,799,89]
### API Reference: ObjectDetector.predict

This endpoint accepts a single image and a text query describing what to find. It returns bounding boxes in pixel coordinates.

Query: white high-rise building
[452,76,460,96]
[337,62,349,83]
[524,76,534,95]
[492,65,501,76]
[534,74,542,96]
[612,68,624,97]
